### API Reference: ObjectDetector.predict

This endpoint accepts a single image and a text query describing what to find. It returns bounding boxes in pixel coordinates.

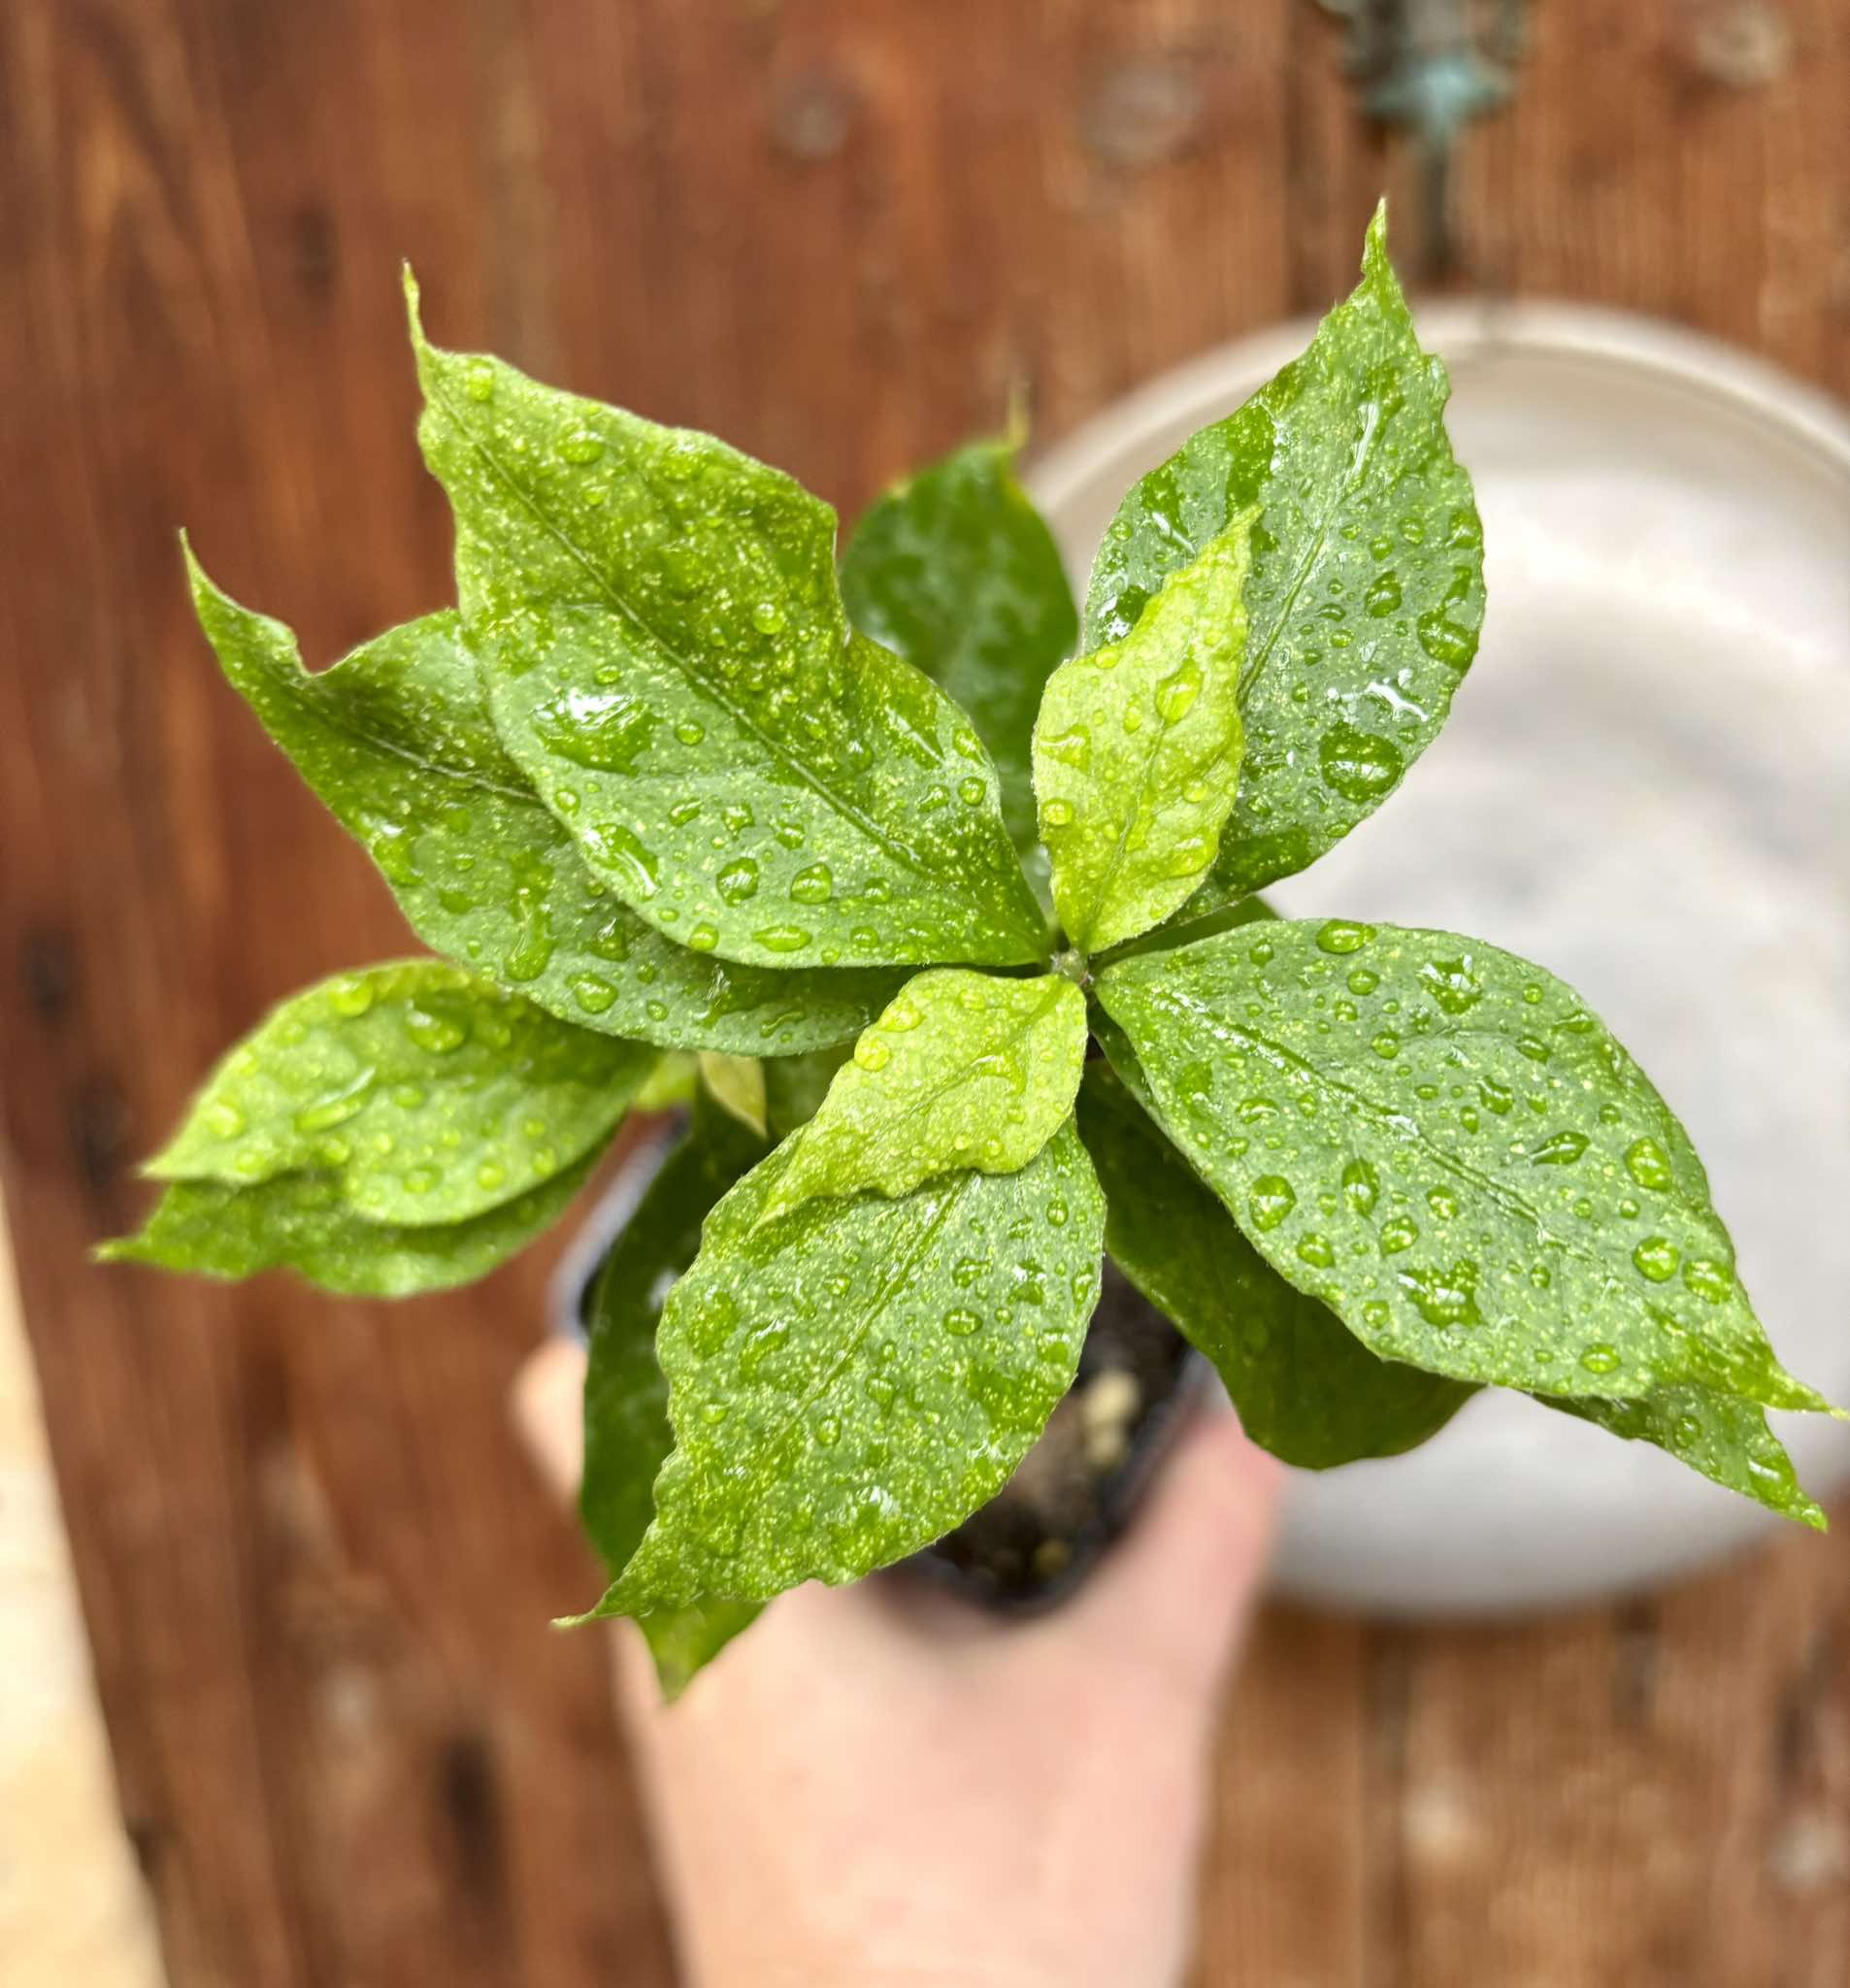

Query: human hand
[515,1339,1280,1988]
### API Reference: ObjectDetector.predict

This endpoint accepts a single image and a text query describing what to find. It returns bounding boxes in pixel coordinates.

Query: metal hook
[1314,0,1525,273]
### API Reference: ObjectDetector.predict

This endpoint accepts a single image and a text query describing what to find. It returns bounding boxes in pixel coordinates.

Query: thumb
[1056,1391,1283,1697]
[512,1335,586,1502]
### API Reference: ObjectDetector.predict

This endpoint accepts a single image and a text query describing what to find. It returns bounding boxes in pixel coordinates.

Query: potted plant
[106,207,1830,1696]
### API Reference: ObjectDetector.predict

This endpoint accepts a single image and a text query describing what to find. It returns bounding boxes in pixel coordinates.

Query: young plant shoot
[107,207,1833,1694]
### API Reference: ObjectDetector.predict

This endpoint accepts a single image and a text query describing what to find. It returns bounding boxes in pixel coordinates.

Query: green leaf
[1034,516,1253,952]
[1543,1387,1824,1530]
[758,970,1087,1224]
[100,1156,594,1297]
[580,1106,772,1692]
[408,282,1046,972]
[147,961,651,1228]
[1098,919,1830,1416]
[584,1119,1104,1612]
[697,1051,768,1138]
[841,436,1077,880]
[1077,1060,1472,1467]
[185,551,902,1054]
[1086,205,1484,909]
[635,1051,698,1111]
[762,1044,851,1138]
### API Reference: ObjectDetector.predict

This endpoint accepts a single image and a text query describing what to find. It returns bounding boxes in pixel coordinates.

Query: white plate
[1031,304,1850,1612]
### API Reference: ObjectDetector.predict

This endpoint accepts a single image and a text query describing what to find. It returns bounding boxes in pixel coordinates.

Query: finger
[512,1335,587,1503]
[1057,1393,1282,1696]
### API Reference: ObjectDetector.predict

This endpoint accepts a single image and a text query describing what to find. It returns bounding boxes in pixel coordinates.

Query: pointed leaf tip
[401,262,426,347]
[178,528,210,598]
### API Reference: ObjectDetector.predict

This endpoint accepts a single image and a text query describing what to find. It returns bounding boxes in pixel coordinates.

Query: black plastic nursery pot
[555,1113,1204,1613]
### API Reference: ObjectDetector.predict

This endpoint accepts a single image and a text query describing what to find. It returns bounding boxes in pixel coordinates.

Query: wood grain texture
[2,2,1845,1984]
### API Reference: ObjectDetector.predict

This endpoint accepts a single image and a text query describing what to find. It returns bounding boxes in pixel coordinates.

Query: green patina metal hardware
[1316,0,1527,269]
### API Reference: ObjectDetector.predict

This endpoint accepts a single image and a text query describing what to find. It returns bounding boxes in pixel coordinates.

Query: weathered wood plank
[4,4,1845,1985]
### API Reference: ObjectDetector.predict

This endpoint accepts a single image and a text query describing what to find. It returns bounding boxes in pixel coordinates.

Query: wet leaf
[580,1105,771,1693]
[1034,517,1252,953]
[99,1155,595,1297]
[1099,919,1830,1418]
[759,970,1086,1224]
[581,1120,1104,1611]
[1086,206,1484,910]
[842,436,1077,885]
[1544,1387,1824,1530]
[409,282,1045,971]
[146,960,651,1227]
[697,1051,768,1138]
[186,551,903,1054]
[1078,1060,1472,1467]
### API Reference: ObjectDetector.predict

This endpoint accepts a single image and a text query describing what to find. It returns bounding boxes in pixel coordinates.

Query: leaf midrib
[1126,986,1770,1389]
[1077,659,1239,949]
[255,625,543,810]
[656,1169,976,1591]
[424,366,989,902]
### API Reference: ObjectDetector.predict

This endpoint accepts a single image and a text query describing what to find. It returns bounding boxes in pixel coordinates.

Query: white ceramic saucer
[1031,304,1850,1612]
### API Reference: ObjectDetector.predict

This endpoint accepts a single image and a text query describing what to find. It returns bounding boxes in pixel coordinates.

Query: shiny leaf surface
[148,961,650,1227]
[1099,920,1829,1415]
[585,1120,1104,1611]
[761,970,1087,1222]
[100,1156,594,1297]
[1545,1386,1824,1529]
[1086,206,1484,909]
[186,551,902,1053]
[1035,517,1253,952]
[580,1107,771,1692]
[1078,1060,1473,1467]
[842,436,1077,880]
[409,282,1045,970]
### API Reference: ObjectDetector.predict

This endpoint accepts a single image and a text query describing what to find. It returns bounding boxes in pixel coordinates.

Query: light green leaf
[185,552,902,1054]
[584,1119,1104,1611]
[1034,516,1253,952]
[841,436,1077,880]
[759,970,1087,1224]
[1077,1060,1472,1467]
[635,1052,698,1111]
[1099,919,1830,1416]
[408,283,1046,972]
[1086,205,1484,909]
[148,961,651,1228]
[580,1105,771,1692]
[99,1156,594,1297]
[697,1051,768,1139]
[1543,1387,1824,1530]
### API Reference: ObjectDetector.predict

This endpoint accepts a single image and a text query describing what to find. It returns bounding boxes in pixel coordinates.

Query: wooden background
[5,2,1848,1982]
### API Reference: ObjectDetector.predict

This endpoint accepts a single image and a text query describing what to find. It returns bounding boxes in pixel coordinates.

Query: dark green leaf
[1034,517,1253,952]
[1077,1060,1471,1467]
[582,1120,1104,1612]
[186,550,902,1053]
[148,960,650,1227]
[761,1044,852,1138]
[100,1155,594,1297]
[581,1107,772,1692]
[841,436,1077,881]
[408,282,1045,971]
[1086,206,1484,909]
[1098,919,1829,1417]
[1542,1387,1824,1530]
